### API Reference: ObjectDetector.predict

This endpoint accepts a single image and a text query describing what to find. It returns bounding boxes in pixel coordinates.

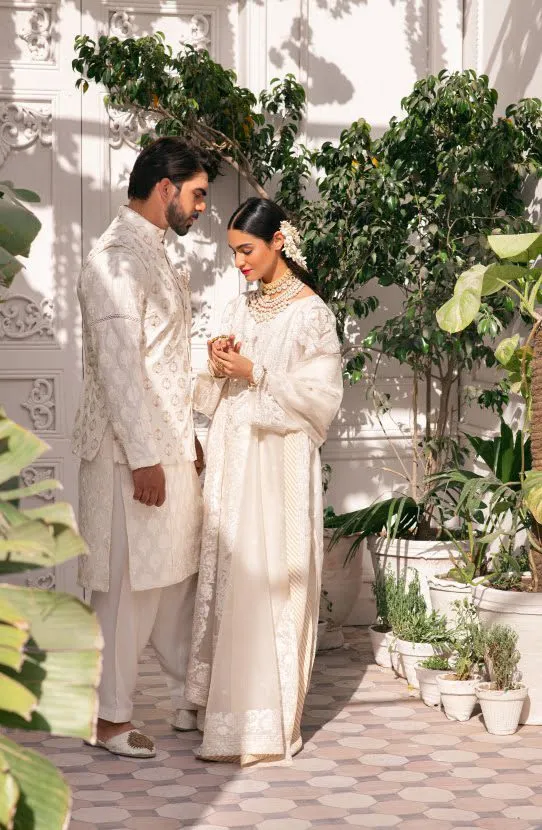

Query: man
[73,137,209,757]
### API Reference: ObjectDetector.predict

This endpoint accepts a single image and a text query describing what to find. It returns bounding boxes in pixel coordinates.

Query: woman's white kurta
[185,294,343,764]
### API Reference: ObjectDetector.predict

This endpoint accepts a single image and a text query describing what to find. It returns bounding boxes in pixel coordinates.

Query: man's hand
[195,436,205,475]
[132,463,166,507]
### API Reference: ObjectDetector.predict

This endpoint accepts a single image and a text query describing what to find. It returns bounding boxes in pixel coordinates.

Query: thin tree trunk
[412,370,419,503]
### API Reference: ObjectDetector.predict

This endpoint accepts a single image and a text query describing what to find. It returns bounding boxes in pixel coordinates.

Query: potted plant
[438,229,542,724]
[416,655,450,707]
[426,418,531,621]
[476,624,528,735]
[437,600,486,721]
[386,570,427,677]
[368,570,393,668]
[394,608,450,689]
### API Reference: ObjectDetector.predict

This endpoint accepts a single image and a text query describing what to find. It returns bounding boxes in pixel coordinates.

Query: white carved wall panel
[0,3,57,69]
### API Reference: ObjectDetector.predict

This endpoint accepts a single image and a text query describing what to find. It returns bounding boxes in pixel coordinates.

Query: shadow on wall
[488,0,542,104]
[269,18,355,106]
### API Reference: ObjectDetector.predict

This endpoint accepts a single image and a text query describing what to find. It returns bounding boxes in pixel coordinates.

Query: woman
[185,197,343,765]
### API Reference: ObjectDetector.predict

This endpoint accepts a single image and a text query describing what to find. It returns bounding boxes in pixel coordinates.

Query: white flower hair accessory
[279,220,307,269]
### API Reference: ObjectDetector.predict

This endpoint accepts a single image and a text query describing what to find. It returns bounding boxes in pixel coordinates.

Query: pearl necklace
[247,270,304,322]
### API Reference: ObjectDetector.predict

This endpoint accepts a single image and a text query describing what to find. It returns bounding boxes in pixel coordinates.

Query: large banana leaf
[0,734,71,830]
[0,586,102,740]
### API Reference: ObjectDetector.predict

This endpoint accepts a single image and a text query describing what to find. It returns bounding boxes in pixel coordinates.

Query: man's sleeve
[82,246,160,470]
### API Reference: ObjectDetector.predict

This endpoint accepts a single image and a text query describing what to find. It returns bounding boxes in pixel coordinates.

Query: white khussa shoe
[171,709,198,732]
[93,729,156,758]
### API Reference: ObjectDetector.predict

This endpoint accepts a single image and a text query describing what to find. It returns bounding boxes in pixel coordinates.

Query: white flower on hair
[279,219,308,269]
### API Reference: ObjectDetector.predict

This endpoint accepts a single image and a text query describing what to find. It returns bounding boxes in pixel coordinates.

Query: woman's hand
[214,343,254,382]
[207,335,234,376]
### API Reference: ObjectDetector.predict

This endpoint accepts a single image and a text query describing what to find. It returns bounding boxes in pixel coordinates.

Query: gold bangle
[210,334,230,344]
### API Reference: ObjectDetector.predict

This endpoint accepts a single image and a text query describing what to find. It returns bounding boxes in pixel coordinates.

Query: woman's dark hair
[228,197,318,293]
[128,137,211,200]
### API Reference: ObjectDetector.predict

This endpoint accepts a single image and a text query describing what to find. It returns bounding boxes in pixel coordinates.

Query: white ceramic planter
[389,638,405,677]
[476,682,528,736]
[437,674,477,721]
[473,584,541,724]
[368,625,393,669]
[368,536,457,610]
[395,639,437,689]
[428,576,472,623]
[321,531,376,625]
[316,621,345,652]
[416,667,442,707]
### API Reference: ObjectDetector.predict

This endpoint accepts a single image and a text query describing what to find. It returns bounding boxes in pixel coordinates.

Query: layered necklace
[247,269,304,323]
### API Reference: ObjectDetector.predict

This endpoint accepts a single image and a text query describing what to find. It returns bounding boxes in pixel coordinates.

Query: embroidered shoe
[171,709,198,732]
[93,729,156,758]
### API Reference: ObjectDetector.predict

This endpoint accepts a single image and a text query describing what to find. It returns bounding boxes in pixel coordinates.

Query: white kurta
[73,207,201,591]
[185,294,343,765]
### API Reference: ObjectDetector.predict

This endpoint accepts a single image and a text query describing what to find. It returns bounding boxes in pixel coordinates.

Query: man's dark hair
[128,137,210,200]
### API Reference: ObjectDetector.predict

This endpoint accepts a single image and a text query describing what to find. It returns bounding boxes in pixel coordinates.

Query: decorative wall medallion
[25,571,55,590]
[19,6,53,62]
[109,106,157,150]
[0,102,52,168]
[181,14,211,51]
[22,377,56,431]
[21,464,56,501]
[0,295,54,342]
[109,10,135,38]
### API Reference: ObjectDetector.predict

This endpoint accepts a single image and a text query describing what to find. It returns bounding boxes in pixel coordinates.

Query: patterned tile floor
[12,627,542,829]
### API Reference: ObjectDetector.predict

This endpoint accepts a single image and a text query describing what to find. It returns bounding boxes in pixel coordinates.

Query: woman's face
[228,228,283,282]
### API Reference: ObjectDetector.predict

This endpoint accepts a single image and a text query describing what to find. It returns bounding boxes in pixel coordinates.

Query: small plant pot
[415,667,442,707]
[395,639,438,689]
[368,625,392,669]
[437,673,477,722]
[476,682,529,736]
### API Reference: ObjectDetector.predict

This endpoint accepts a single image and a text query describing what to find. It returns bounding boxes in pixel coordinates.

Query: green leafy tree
[72,34,309,210]
[326,72,542,544]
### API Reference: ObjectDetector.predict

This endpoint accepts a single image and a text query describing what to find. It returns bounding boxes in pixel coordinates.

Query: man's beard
[165,200,193,237]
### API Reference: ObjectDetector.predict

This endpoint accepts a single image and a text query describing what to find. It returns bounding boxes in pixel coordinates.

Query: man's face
[165,171,208,237]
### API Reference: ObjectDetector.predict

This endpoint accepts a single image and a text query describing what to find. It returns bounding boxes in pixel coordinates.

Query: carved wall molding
[19,6,53,62]
[108,106,157,150]
[22,377,56,432]
[109,9,134,38]
[21,464,56,501]
[0,102,53,168]
[25,571,55,590]
[181,13,211,51]
[107,9,212,51]
[0,294,54,343]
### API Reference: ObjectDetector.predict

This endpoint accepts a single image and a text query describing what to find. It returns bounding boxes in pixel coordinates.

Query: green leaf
[488,232,542,263]
[481,263,527,296]
[523,470,542,523]
[495,334,520,367]
[0,746,19,830]
[0,734,71,830]
[436,264,486,333]
[0,414,48,486]
[0,480,60,502]
[0,199,41,258]
[0,674,37,720]
[0,587,102,739]
[0,625,29,672]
